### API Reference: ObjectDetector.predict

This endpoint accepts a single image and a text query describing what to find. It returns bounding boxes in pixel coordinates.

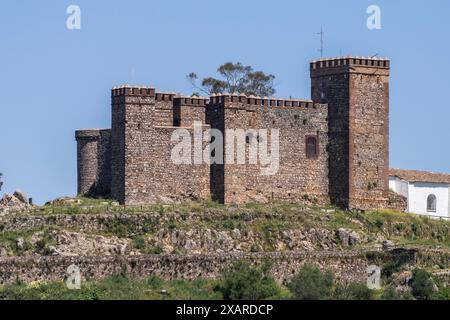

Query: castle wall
[1,249,446,286]
[311,71,350,207]
[311,57,390,210]
[350,69,390,209]
[97,130,112,196]
[208,95,329,204]
[78,56,392,210]
[110,92,128,204]
[155,93,175,126]
[111,88,210,204]
[173,97,208,127]
[147,126,211,202]
[75,129,111,197]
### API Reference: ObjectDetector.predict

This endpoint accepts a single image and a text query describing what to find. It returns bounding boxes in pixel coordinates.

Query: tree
[0,173,3,191]
[187,62,276,97]
[287,266,334,300]
[215,261,280,300]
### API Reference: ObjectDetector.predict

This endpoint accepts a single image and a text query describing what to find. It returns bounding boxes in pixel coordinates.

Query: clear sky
[0,0,449,204]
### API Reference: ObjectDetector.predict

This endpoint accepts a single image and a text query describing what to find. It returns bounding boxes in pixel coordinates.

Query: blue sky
[0,0,449,204]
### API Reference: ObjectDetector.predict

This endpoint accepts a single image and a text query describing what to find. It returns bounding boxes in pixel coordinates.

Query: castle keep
[76,56,392,210]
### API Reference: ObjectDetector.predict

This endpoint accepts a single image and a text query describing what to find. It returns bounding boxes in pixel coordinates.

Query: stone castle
[76,56,397,210]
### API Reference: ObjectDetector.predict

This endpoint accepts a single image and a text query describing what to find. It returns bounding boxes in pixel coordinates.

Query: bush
[288,266,334,300]
[382,261,404,280]
[147,276,164,289]
[132,236,146,250]
[434,284,450,300]
[334,282,374,300]
[410,269,435,300]
[215,261,281,300]
[381,287,414,300]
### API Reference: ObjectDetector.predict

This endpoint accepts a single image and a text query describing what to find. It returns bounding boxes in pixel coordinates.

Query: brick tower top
[310,56,390,77]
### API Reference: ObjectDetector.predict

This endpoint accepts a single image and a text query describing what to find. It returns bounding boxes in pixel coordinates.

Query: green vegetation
[334,282,375,300]
[3,198,450,257]
[410,269,436,300]
[187,62,276,97]
[0,227,57,256]
[215,261,284,300]
[0,275,221,300]
[1,198,449,300]
[287,266,334,300]
[1,265,447,300]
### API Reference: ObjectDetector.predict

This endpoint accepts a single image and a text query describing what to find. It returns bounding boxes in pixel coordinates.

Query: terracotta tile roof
[390,168,450,184]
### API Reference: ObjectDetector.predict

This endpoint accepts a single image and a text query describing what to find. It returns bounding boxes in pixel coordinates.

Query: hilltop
[0,198,449,300]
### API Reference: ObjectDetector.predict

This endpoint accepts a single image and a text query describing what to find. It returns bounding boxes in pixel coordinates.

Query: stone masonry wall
[75,129,111,197]
[311,69,350,208]
[349,69,390,210]
[207,95,329,204]
[111,88,210,204]
[173,97,208,127]
[311,57,391,210]
[1,249,447,285]
[147,126,211,202]
[78,56,392,210]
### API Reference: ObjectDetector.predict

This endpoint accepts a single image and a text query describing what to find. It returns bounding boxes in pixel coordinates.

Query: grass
[2,198,450,252]
[0,275,222,300]
[0,226,58,256]
[1,271,448,301]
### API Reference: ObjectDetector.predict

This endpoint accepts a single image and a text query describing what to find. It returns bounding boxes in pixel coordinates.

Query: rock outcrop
[336,228,362,247]
[0,190,33,215]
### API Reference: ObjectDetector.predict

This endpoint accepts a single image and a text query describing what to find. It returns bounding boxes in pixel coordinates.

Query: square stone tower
[310,57,390,210]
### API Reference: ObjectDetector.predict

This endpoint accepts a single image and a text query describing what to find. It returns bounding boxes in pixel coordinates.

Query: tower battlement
[209,93,315,109]
[111,85,156,97]
[311,56,390,70]
[174,96,209,107]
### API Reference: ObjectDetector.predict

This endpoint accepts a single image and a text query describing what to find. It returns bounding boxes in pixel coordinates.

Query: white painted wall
[389,177,409,198]
[389,177,450,218]
[407,182,450,218]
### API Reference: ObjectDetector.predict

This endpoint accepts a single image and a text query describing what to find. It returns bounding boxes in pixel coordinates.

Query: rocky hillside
[0,197,449,289]
[1,198,449,258]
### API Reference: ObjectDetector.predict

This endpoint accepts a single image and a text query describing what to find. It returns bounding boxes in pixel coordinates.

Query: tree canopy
[187,62,276,97]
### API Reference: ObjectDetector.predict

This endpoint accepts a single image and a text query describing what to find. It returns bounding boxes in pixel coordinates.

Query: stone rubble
[0,189,33,215]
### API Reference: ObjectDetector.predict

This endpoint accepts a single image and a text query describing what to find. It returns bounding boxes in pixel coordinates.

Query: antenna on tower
[317,26,324,58]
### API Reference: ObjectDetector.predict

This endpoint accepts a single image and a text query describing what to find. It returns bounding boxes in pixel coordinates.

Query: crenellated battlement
[310,56,390,71]
[75,129,111,140]
[209,93,315,109]
[174,96,209,107]
[155,92,177,102]
[111,85,156,97]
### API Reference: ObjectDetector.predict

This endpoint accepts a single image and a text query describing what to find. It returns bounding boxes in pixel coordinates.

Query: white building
[389,169,450,218]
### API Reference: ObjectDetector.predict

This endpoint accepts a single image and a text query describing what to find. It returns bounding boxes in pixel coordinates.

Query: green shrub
[410,269,435,300]
[150,245,163,254]
[382,261,404,280]
[380,287,414,300]
[215,261,281,300]
[147,276,164,289]
[334,282,374,300]
[288,266,333,300]
[434,284,450,300]
[132,236,146,250]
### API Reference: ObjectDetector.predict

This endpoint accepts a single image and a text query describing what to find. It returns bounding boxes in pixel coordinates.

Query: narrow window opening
[427,194,437,213]
[306,136,319,159]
